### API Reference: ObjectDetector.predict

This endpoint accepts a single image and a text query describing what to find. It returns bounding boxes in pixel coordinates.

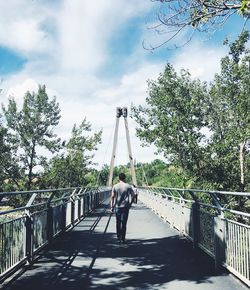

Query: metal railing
[0,186,111,282]
[138,186,250,287]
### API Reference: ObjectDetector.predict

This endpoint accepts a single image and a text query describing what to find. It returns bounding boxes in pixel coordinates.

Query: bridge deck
[3,201,248,290]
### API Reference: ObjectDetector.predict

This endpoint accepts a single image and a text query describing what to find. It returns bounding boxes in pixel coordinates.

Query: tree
[135,159,193,187]
[2,85,61,190]
[42,119,102,188]
[207,31,250,192]
[132,64,208,180]
[95,159,193,187]
[96,164,110,186]
[0,118,22,191]
[133,31,250,192]
[146,0,250,49]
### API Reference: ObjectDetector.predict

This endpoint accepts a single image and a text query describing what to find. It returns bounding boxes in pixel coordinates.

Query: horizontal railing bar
[142,189,216,210]
[221,207,250,218]
[31,208,48,216]
[139,186,250,197]
[223,218,250,229]
[0,187,111,283]
[139,186,250,287]
[198,202,221,210]
[139,187,249,216]
[0,215,26,225]
[0,188,105,216]
[143,187,250,217]
[149,192,194,204]
[0,199,64,216]
[192,201,250,217]
[0,187,81,197]
[0,206,27,216]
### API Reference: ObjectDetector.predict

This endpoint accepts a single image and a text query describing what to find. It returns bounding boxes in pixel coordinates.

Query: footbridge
[0,187,249,289]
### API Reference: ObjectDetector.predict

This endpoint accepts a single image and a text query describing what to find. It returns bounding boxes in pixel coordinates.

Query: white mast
[108,107,137,186]
[123,107,137,186]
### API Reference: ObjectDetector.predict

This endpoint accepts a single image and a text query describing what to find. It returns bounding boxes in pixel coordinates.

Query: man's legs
[120,207,129,243]
[115,209,122,240]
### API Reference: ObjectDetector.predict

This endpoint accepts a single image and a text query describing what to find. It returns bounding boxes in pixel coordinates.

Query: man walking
[111,173,135,244]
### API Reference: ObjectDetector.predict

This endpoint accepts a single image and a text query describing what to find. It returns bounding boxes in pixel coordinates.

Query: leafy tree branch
[146,0,249,49]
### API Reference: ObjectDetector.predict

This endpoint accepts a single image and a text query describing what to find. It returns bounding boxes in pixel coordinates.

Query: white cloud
[1,0,228,172]
[6,78,39,100]
[4,78,58,107]
[58,1,108,71]
[95,63,163,106]
[2,59,163,168]
[57,0,153,72]
[0,1,53,55]
[4,20,46,53]
[172,41,227,81]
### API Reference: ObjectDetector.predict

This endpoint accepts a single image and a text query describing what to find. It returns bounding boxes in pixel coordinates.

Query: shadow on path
[3,203,247,290]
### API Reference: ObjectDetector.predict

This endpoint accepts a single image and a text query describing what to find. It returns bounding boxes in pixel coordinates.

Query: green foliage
[96,159,193,188]
[0,117,22,191]
[96,164,110,186]
[97,163,137,186]
[1,86,102,192]
[240,0,250,15]
[132,64,208,181]
[42,119,102,188]
[135,159,194,188]
[2,85,61,190]
[84,169,99,186]
[132,31,250,192]
[207,31,250,191]
[148,1,246,49]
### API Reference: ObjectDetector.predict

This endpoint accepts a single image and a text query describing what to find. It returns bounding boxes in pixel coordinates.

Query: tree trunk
[239,140,246,192]
[27,143,36,190]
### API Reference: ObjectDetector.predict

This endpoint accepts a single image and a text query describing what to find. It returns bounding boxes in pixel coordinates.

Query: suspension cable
[95,122,116,187]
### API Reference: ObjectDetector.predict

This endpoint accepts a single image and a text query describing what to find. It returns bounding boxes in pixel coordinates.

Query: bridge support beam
[25,214,34,264]
[192,202,200,249]
[108,107,137,186]
[214,216,226,269]
[124,115,137,186]
[108,114,120,186]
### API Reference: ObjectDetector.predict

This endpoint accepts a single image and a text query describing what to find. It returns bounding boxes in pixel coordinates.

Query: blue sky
[0,1,249,168]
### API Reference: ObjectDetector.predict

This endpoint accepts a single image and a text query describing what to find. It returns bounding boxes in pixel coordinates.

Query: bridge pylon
[108,107,137,186]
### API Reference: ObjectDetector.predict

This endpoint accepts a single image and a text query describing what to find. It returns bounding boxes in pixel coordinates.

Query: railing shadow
[3,204,234,290]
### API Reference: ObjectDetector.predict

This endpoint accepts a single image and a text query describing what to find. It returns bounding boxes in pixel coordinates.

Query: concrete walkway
[3,201,248,290]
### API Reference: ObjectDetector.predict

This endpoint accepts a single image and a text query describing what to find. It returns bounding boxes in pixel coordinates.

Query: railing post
[90,192,93,210]
[25,213,33,264]
[83,195,86,216]
[91,191,94,209]
[71,197,75,225]
[180,201,185,236]
[97,189,100,206]
[214,216,225,269]
[24,194,37,264]
[87,193,90,213]
[47,205,53,244]
[95,190,98,207]
[61,200,66,233]
[192,202,200,249]
[76,188,83,220]
[78,197,81,220]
